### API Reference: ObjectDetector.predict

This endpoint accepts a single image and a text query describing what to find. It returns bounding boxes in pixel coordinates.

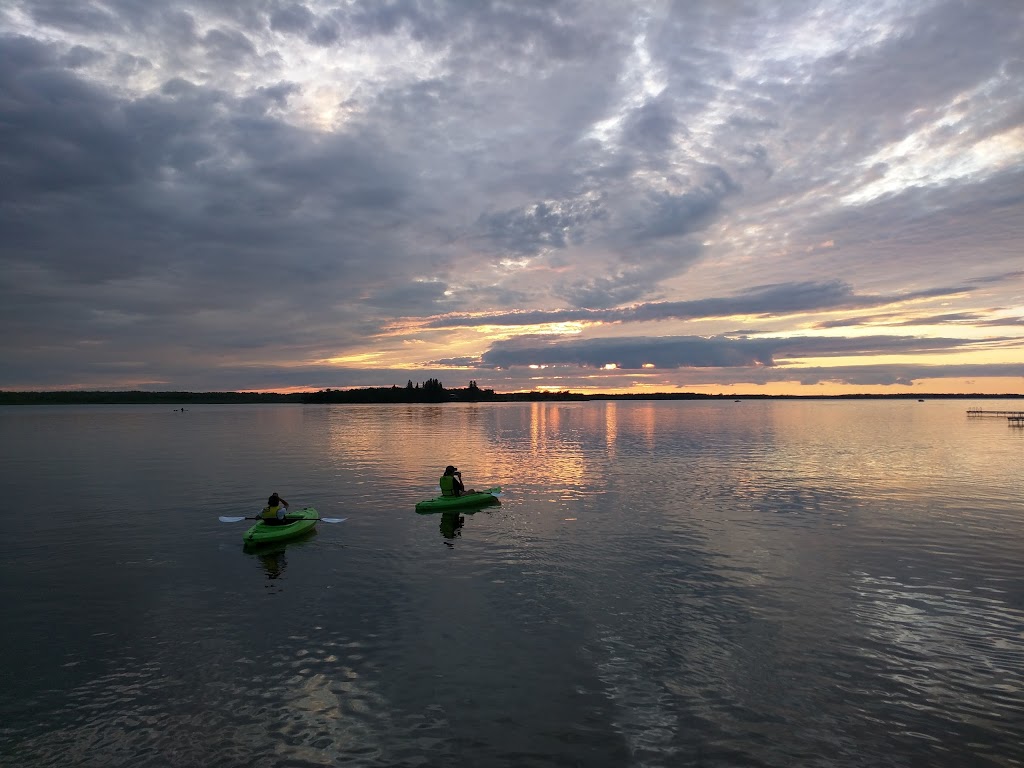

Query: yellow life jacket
[439,475,456,496]
[261,504,283,520]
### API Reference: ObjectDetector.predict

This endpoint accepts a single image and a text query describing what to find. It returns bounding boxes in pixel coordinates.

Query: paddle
[218,515,348,523]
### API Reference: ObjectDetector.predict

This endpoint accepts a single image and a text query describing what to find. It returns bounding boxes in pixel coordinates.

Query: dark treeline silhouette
[0,380,496,405]
[302,378,481,404]
[0,390,294,405]
[1,384,1020,406]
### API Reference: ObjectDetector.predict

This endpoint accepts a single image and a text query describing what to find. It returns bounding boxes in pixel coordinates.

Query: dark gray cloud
[477,333,1011,371]
[629,172,736,243]
[61,44,105,68]
[643,363,1024,389]
[555,261,677,310]
[477,199,607,257]
[622,94,679,153]
[308,18,341,47]
[0,0,1021,392]
[481,335,774,369]
[201,27,256,64]
[27,0,122,35]
[270,4,316,35]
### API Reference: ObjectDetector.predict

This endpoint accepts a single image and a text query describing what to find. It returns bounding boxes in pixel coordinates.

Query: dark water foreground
[1,400,1022,767]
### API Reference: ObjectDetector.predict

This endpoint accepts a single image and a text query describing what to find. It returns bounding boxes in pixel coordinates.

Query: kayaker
[260,493,291,526]
[440,465,475,497]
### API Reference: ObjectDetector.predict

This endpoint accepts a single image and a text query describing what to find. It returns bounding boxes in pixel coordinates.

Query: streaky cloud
[425,281,975,328]
[815,311,989,329]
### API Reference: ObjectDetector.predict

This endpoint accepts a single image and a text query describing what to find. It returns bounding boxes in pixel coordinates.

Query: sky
[1,0,1022,396]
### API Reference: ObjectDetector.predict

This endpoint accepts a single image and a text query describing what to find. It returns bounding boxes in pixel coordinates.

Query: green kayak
[243,507,319,545]
[415,487,501,513]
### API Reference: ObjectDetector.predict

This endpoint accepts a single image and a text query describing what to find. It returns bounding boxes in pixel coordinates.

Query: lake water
[1,399,1022,767]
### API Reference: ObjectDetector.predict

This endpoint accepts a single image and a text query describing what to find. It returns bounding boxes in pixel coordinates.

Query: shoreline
[2,390,1022,405]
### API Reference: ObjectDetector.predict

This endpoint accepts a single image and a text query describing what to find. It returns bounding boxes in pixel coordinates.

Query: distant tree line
[0,386,1019,406]
[0,390,295,405]
[301,379,497,404]
[0,380,499,405]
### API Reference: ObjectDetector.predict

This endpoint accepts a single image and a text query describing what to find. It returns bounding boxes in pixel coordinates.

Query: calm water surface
[1,400,1022,767]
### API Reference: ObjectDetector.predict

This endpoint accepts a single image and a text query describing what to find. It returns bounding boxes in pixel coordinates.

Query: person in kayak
[440,466,475,497]
[260,493,291,526]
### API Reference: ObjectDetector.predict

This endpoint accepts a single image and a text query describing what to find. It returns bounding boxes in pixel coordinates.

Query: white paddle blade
[218,516,248,523]
[321,517,348,523]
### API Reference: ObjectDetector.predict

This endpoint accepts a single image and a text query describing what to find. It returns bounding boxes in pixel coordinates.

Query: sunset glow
[1,2,1021,395]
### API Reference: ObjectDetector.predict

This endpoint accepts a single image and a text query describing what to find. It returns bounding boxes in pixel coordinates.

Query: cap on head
[268,493,280,505]
[445,465,457,474]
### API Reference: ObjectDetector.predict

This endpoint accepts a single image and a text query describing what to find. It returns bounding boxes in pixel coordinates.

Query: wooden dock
[966,409,1024,417]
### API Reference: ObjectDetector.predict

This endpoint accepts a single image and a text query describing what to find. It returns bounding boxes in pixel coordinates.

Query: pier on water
[967,409,1024,426]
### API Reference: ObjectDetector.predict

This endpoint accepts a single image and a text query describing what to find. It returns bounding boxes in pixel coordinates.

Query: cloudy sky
[2,0,1022,395]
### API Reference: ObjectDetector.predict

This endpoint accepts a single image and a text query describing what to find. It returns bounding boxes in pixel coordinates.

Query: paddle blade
[320,517,348,523]
[218,516,249,523]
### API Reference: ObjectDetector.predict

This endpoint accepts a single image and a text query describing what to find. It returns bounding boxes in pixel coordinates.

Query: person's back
[440,465,464,496]
[261,493,290,525]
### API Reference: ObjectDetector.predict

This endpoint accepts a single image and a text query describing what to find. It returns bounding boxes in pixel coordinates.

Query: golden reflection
[635,404,657,451]
[333,403,759,542]
[319,404,541,504]
[604,402,617,457]
[530,402,546,453]
[323,404,450,483]
[514,403,590,492]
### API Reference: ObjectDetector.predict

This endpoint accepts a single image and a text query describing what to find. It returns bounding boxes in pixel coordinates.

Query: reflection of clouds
[10,399,1024,765]
[568,398,1024,762]
[274,644,395,763]
[846,569,1024,738]
[8,639,393,766]
[593,630,680,764]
